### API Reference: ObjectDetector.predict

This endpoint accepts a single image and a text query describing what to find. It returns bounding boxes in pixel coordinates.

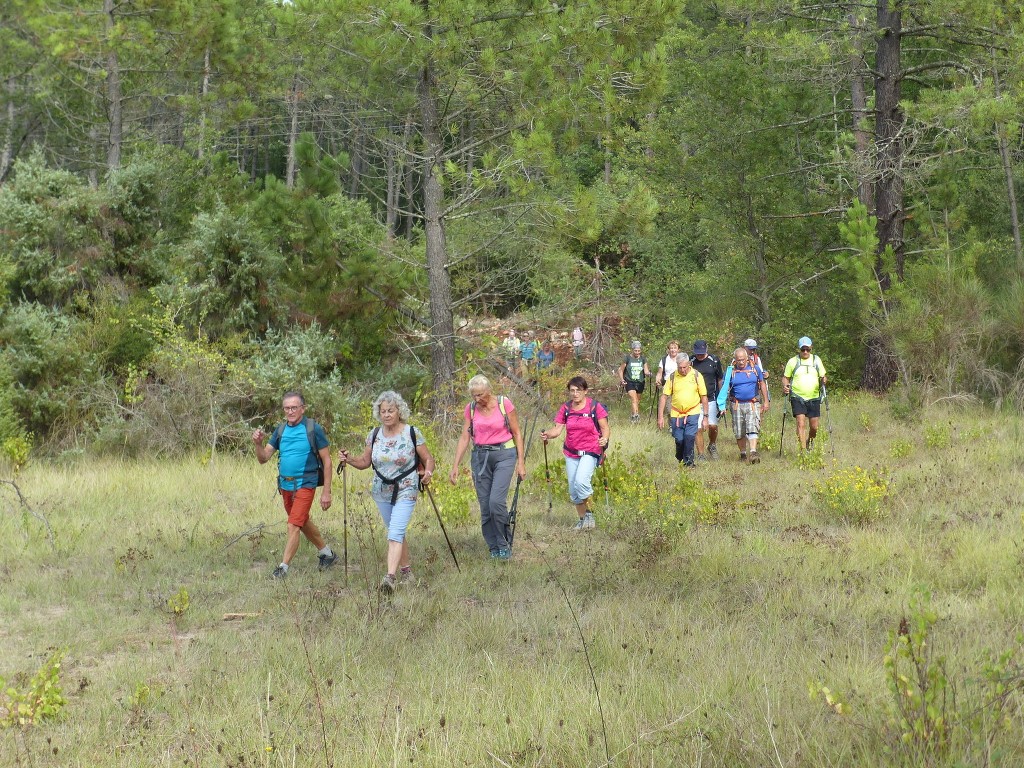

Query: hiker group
[250,334,827,590]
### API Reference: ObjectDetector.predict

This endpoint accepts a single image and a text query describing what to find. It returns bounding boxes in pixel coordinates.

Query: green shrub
[890,439,913,459]
[924,422,953,450]
[0,651,66,727]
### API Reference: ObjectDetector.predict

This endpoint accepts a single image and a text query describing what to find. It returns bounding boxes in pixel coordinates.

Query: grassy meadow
[2,391,1024,766]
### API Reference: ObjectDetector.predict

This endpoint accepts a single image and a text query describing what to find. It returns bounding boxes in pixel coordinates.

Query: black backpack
[271,417,324,487]
[369,424,422,504]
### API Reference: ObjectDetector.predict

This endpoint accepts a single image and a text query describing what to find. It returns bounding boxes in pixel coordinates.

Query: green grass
[2,392,1023,766]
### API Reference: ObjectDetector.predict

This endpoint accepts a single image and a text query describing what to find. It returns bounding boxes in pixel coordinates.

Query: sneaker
[748,451,760,464]
[684,461,696,468]
[708,444,719,459]
[318,552,337,571]
[271,565,287,579]
[696,453,709,463]
[399,568,415,585]
[489,548,500,559]
[572,517,586,531]
[379,574,396,595]
[739,452,747,462]
[496,548,512,561]
[630,413,640,424]
[582,512,596,530]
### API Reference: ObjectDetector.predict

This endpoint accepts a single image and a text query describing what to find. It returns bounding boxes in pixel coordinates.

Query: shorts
[281,487,316,527]
[625,381,645,394]
[732,402,761,439]
[790,396,821,418]
[697,400,720,428]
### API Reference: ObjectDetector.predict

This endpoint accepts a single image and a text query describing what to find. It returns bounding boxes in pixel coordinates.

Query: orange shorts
[280,487,316,527]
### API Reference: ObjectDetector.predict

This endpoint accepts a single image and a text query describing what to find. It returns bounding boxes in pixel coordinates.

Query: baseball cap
[798,336,813,348]
[693,340,708,355]
[630,340,642,350]
[744,338,757,348]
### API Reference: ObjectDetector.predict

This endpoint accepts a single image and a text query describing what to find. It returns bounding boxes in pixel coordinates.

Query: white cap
[744,338,757,348]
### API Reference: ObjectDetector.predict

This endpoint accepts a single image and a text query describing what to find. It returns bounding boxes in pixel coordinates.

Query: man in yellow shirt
[657,353,709,467]
[782,336,828,452]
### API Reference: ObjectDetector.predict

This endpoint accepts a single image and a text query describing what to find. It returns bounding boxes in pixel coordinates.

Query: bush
[814,466,888,524]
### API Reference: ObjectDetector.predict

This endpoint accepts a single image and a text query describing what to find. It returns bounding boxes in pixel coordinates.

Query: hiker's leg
[695,411,705,455]
[282,488,316,564]
[282,524,302,565]
[399,540,411,570]
[682,415,699,465]
[565,456,584,519]
[471,450,500,552]
[384,498,415,576]
[300,520,326,550]
[569,455,598,508]
[487,448,517,548]
[707,401,719,446]
[629,389,641,415]
[670,418,686,462]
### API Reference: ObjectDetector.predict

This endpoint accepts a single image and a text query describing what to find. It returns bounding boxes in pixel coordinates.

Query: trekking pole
[779,398,788,458]
[543,440,553,515]
[335,461,349,586]
[423,484,460,573]
[823,384,835,456]
[508,409,540,548]
[647,376,658,423]
[601,456,610,511]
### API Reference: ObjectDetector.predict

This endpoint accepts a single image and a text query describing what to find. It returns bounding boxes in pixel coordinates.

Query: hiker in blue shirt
[252,391,335,579]
[717,348,769,464]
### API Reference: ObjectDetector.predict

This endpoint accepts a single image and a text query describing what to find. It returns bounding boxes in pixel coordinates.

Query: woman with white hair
[338,391,435,594]
[449,375,526,560]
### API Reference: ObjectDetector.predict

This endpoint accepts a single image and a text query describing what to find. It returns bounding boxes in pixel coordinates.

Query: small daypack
[562,399,607,465]
[271,417,324,487]
[369,424,422,504]
[468,395,511,440]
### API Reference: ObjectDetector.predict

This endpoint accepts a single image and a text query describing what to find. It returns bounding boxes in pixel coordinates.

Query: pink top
[556,397,608,458]
[465,396,516,445]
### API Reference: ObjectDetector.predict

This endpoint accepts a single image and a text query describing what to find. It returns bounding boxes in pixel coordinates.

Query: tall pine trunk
[104,0,122,172]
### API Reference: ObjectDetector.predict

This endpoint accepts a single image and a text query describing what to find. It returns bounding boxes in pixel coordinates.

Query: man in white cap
[782,336,827,451]
[744,338,769,387]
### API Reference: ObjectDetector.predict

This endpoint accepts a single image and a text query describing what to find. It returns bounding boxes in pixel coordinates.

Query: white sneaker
[572,517,586,531]
[582,512,596,529]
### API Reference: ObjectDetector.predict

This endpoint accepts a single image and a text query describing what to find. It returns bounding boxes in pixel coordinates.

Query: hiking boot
[630,413,640,424]
[318,552,337,571]
[696,453,709,463]
[379,574,396,595]
[572,517,586,531]
[496,548,512,561]
[739,452,747,462]
[708,444,719,459]
[582,512,596,530]
[271,565,287,579]
[489,548,500,559]
[748,451,760,464]
[399,568,415,585]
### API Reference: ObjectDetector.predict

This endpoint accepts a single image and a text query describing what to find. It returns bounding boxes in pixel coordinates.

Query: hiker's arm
[658,393,668,430]
[416,442,435,485]
[781,372,792,394]
[252,429,275,464]
[618,362,626,385]
[448,416,472,484]
[644,362,651,377]
[507,409,527,480]
[338,443,372,471]
[759,379,770,412]
[700,395,710,430]
[318,445,333,508]
[597,416,610,447]
[541,423,564,441]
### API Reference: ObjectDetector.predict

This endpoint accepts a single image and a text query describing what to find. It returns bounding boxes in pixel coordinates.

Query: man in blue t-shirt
[252,391,335,579]
[722,348,769,463]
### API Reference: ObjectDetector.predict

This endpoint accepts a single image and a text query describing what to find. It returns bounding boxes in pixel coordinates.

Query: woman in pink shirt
[449,375,526,560]
[540,376,610,530]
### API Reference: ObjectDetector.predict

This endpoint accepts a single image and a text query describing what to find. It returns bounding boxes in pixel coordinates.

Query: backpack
[369,424,422,504]
[271,417,324,487]
[562,398,607,465]
[468,395,511,440]
[786,355,825,398]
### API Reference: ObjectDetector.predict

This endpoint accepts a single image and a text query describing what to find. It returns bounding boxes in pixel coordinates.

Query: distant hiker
[744,338,770,398]
[540,377,610,530]
[537,340,556,371]
[717,347,769,463]
[252,391,335,579]
[654,340,681,388]
[519,330,539,379]
[658,352,709,467]
[571,325,585,359]
[502,329,521,376]
[691,340,724,460]
[337,391,435,594]
[448,376,526,560]
[619,340,650,424]
[782,336,828,452]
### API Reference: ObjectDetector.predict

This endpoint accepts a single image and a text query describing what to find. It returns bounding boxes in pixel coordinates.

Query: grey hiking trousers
[471,446,517,552]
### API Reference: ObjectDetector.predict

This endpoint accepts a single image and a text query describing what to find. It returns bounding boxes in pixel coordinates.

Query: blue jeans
[565,454,599,504]
[670,415,700,465]
[372,497,416,543]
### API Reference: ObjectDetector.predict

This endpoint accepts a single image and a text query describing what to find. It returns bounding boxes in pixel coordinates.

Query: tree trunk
[104,0,122,172]
[848,10,872,210]
[197,46,211,162]
[285,75,300,188]
[0,75,15,183]
[418,59,457,414]
[861,0,903,391]
[997,127,1023,269]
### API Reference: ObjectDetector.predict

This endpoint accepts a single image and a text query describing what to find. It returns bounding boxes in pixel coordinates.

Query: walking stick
[647,376,659,423]
[779,399,788,458]
[424,484,460,573]
[335,461,349,586]
[601,456,611,512]
[823,384,835,456]
[508,409,540,548]
[543,439,553,515]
